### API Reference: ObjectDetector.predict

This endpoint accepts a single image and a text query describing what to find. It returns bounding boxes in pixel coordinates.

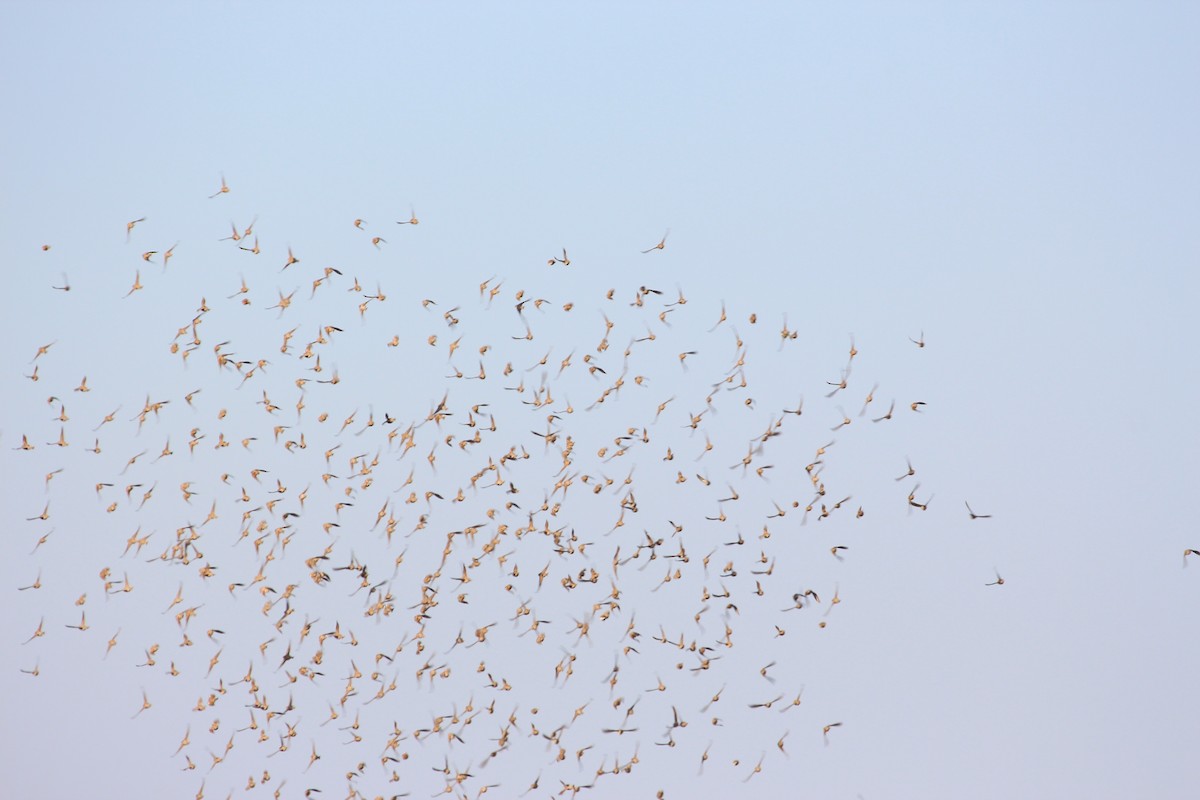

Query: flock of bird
[11,174,1143,800]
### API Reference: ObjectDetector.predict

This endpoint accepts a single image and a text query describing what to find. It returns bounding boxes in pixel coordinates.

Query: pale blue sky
[2,4,1198,799]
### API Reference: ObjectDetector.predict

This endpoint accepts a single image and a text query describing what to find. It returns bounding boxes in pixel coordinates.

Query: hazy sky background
[2,4,1198,799]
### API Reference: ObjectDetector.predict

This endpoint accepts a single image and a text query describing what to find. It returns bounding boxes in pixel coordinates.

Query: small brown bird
[641,230,669,253]
[30,341,56,363]
[126,217,145,241]
[208,174,230,199]
[22,617,46,644]
[132,688,152,718]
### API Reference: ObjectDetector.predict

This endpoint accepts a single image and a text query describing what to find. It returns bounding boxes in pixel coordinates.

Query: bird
[641,230,669,253]
[132,688,152,718]
[124,270,143,297]
[126,217,146,241]
[965,502,992,520]
[208,174,230,198]
[22,618,46,644]
[30,341,56,362]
